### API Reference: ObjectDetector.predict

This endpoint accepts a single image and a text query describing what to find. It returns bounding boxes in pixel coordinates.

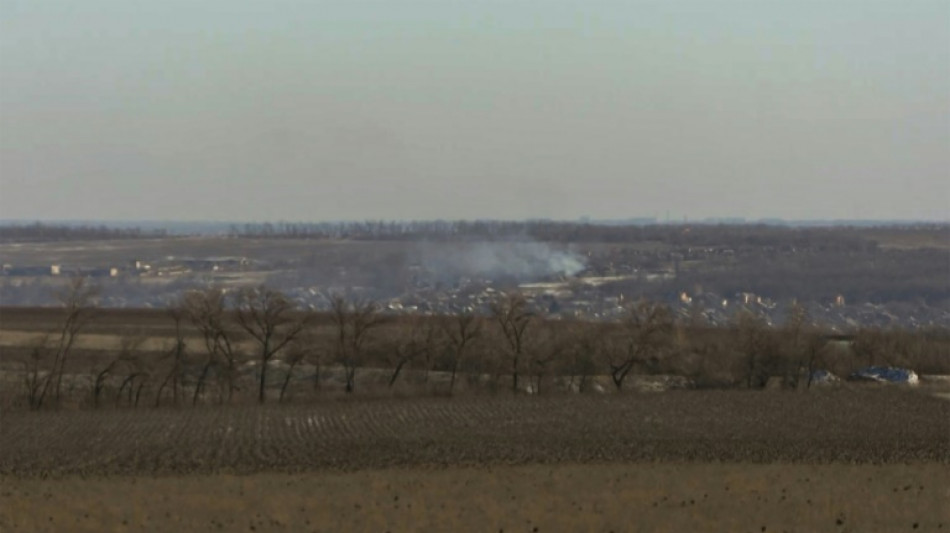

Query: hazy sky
[1,0,948,222]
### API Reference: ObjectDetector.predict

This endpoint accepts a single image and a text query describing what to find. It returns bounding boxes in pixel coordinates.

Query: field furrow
[2,390,948,478]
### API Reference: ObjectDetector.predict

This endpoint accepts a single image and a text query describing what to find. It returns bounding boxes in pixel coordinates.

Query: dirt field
[0,237,409,268]
[2,391,948,531]
[3,463,948,533]
[2,392,948,477]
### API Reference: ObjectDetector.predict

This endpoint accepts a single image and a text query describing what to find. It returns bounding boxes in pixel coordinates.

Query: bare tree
[384,318,421,389]
[235,286,310,404]
[606,300,673,391]
[443,314,482,394]
[183,289,239,405]
[115,358,149,408]
[568,333,602,393]
[852,328,884,369]
[329,294,381,394]
[734,310,772,389]
[802,332,830,389]
[784,302,808,346]
[309,332,328,394]
[530,325,569,395]
[382,317,443,390]
[562,325,601,393]
[22,334,51,409]
[415,320,441,386]
[278,340,310,403]
[491,292,535,393]
[155,306,188,407]
[782,302,816,389]
[93,356,119,408]
[35,277,99,408]
[92,334,144,408]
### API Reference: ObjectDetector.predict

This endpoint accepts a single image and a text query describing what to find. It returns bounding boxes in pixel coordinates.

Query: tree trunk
[93,362,115,408]
[25,362,42,410]
[345,365,356,393]
[117,374,138,407]
[388,359,408,388]
[155,362,182,408]
[610,362,631,391]
[36,356,59,408]
[193,360,213,406]
[54,357,66,405]
[279,360,300,403]
[511,355,519,393]
[449,362,459,394]
[226,360,236,403]
[155,372,171,408]
[172,368,179,405]
[134,377,147,408]
[258,357,268,404]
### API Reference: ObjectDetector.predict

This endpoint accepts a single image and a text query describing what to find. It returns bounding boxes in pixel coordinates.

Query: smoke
[414,241,585,282]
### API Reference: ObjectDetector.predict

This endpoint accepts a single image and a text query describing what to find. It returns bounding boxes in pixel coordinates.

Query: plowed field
[2,390,947,478]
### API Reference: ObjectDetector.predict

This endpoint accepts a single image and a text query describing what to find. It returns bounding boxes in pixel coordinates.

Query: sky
[1,0,948,222]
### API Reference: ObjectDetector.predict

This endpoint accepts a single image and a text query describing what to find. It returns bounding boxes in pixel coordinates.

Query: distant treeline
[0,220,950,253]
[228,220,946,249]
[3,220,945,250]
[0,223,167,243]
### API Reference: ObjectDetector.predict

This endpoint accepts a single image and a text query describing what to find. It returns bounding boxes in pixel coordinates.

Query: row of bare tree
[21,278,99,409]
[13,280,949,410]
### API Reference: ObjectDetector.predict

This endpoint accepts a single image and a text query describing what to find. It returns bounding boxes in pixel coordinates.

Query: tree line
[10,279,949,411]
[3,219,945,254]
[0,222,167,243]
[227,220,943,251]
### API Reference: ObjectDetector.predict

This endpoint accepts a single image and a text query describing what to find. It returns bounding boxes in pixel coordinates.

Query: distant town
[1,221,947,331]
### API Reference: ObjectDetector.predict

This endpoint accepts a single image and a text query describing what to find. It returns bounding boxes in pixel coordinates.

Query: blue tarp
[848,366,919,384]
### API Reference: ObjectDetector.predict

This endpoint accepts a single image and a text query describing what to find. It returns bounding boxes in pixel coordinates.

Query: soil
[2,464,948,533]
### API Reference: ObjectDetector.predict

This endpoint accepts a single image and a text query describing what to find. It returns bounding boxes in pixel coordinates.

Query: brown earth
[2,391,947,478]
[2,463,948,533]
[2,391,948,531]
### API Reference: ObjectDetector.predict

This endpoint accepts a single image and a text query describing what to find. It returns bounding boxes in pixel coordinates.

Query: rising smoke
[414,240,585,282]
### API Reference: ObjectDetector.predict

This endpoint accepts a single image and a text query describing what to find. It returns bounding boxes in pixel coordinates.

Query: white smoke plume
[414,240,585,281]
